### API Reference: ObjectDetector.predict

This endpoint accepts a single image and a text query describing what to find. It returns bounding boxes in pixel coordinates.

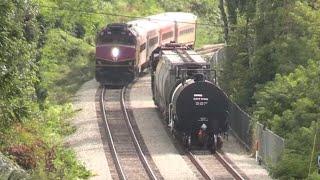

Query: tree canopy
[218,0,320,178]
[1,0,319,178]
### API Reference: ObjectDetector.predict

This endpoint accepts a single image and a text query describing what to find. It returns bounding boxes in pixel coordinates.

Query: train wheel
[135,67,141,77]
[169,122,175,139]
[209,135,216,154]
[216,136,223,150]
[182,135,189,150]
[210,144,216,154]
[170,121,174,133]
[186,136,191,151]
[133,67,140,80]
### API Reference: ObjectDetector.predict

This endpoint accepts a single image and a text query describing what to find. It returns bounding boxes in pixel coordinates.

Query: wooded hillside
[0,0,222,178]
[0,0,319,179]
[218,0,320,178]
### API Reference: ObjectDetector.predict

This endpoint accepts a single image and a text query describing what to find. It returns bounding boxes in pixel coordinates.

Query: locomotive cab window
[162,31,173,40]
[179,28,195,36]
[140,43,146,52]
[149,36,159,47]
[97,30,135,45]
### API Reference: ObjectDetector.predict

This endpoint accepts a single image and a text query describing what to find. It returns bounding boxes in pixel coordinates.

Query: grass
[0,28,95,179]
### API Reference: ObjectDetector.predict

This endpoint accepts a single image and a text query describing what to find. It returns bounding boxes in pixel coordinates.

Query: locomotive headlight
[112,47,119,58]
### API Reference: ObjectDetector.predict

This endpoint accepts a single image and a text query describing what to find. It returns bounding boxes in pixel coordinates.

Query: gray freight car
[151,43,230,153]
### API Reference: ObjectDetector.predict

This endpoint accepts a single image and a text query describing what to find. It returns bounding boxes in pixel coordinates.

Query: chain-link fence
[256,123,285,165]
[209,48,251,149]
[226,92,285,165]
[209,47,285,165]
[227,100,252,150]
[209,47,225,86]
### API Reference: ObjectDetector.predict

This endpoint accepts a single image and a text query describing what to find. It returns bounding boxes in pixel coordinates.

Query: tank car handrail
[178,68,212,71]
[160,42,192,51]
[177,68,216,84]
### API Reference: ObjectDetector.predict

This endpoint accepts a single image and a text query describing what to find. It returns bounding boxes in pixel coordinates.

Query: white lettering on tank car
[198,117,208,122]
[193,94,203,97]
[194,94,209,106]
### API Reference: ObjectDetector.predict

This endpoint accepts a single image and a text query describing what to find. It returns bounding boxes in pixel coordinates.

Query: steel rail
[100,86,127,180]
[120,86,158,180]
[215,151,246,180]
[187,151,214,180]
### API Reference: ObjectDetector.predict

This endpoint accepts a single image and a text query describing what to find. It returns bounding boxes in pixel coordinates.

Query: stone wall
[0,153,29,180]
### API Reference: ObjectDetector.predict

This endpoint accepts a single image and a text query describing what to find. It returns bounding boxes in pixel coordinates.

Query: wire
[36,4,224,27]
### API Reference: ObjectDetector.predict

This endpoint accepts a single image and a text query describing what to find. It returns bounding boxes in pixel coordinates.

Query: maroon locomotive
[95,12,197,85]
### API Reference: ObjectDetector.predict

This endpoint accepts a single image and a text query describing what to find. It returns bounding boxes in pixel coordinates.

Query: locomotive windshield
[97,34,135,45]
[97,28,135,45]
[100,34,135,45]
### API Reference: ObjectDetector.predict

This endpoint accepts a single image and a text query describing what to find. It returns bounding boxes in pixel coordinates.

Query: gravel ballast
[129,74,272,179]
[66,80,112,180]
[222,135,272,179]
[69,76,272,180]
[129,75,198,180]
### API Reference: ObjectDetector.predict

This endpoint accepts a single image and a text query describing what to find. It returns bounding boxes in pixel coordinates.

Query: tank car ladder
[168,103,174,134]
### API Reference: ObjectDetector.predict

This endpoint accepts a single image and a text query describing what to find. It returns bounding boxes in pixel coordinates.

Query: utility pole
[317,154,320,174]
[308,121,319,176]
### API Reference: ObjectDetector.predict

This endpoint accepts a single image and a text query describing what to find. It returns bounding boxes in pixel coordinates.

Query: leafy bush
[1,0,226,179]
[1,103,90,179]
[270,122,319,179]
[4,144,37,170]
[0,0,40,127]
[253,60,320,137]
[271,151,309,179]
[40,29,94,103]
[253,60,320,178]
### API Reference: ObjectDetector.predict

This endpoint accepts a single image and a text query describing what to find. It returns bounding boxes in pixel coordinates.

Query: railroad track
[100,85,159,180]
[183,44,247,179]
[157,110,246,179]
[98,44,245,179]
[188,150,247,180]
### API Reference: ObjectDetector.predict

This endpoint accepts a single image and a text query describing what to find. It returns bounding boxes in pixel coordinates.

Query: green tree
[252,60,320,178]
[253,60,320,137]
[0,0,40,127]
[219,0,320,109]
[218,0,256,107]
